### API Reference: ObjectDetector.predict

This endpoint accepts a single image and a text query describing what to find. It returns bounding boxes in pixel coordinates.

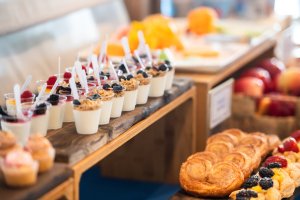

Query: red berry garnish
[63,72,72,79]
[82,65,87,74]
[291,130,300,142]
[263,156,288,168]
[89,62,93,69]
[47,76,57,85]
[281,137,299,153]
[278,145,285,153]
[21,90,33,98]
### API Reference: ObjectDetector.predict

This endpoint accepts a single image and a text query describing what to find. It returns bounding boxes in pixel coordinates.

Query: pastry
[187,151,218,164]
[25,134,55,173]
[222,128,246,140]
[1,150,38,187]
[235,144,261,169]
[206,132,238,145]
[239,134,269,156]
[180,161,244,197]
[0,131,20,157]
[205,141,234,157]
[224,152,252,178]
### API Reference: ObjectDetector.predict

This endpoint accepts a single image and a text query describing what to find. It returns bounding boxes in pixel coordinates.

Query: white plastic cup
[149,75,168,97]
[165,69,175,90]
[137,84,151,105]
[73,109,101,134]
[122,89,138,111]
[111,96,125,118]
[63,95,74,122]
[99,99,113,125]
[47,96,67,130]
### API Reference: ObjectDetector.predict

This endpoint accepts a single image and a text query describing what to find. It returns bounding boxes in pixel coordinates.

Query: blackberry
[267,162,282,169]
[236,189,258,199]
[158,63,168,71]
[259,177,273,190]
[119,64,127,73]
[102,84,111,90]
[73,99,81,106]
[242,175,259,189]
[137,70,144,74]
[259,167,274,178]
[111,83,119,88]
[47,94,59,105]
[142,72,149,78]
[127,74,134,80]
[34,103,47,115]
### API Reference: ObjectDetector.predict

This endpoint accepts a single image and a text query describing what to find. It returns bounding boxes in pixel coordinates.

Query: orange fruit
[188,7,218,35]
[107,42,124,57]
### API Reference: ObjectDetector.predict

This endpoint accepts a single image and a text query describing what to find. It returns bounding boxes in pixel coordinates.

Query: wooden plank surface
[47,78,193,166]
[0,163,72,200]
[171,189,300,200]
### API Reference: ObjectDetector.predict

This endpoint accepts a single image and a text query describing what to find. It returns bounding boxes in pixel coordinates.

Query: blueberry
[267,162,282,169]
[34,103,47,115]
[105,72,110,79]
[236,190,258,199]
[111,83,119,87]
[165,60,171,65]
[73,99,81,105]
[119,64,127,73]
[127,74,134,80]
[119,76,126,81]
[142,72,149,78]
[259,167,274,178]
[158,63,168,71]
[259,177,273,190]
[242,175,259,189]
[102,84,111,90]
[47,94,59,105]
[92,94,101,100]
[145,66,152,70]
[88,76,95,81]
[137,70,144,74]
[113,85,123,92]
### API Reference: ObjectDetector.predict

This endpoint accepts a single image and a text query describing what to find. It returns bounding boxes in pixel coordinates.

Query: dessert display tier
[0,163,72,200]
[47,78,193,165]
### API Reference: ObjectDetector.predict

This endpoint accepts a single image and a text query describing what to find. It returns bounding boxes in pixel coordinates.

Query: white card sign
[209,79,234,129]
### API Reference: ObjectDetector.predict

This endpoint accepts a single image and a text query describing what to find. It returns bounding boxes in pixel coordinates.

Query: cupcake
[25,134,55,173]
[0,131,20,157]
[1,150,38,187]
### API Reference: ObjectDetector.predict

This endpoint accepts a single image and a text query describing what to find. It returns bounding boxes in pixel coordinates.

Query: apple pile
[234,57,300,117]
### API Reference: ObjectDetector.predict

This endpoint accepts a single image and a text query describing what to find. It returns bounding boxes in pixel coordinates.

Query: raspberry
[63,72,72,79]
[47,76,57,85]
[21,90,33,98]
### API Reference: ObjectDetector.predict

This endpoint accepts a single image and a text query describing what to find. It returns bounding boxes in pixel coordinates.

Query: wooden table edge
[39,178,74,200]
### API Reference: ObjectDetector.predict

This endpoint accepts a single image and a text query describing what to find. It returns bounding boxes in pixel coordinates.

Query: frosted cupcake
[1,150,38,187]
[0,131,21,157]
[119,75,139,111]
[134,70,152,105]
[73,98,102,134]
[25,134,55,173]
[146,63,168,97]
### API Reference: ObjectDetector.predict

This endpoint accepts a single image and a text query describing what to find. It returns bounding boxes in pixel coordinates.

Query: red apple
[234,77,264,97]
[264,94,296,117]
[240,67,272,93]
[276,68,300,96]
[258,58,285,79]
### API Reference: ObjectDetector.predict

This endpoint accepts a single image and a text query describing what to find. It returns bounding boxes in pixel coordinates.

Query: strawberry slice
[279,137,299,153]
[263,155,288,168]
[291,130,300,142]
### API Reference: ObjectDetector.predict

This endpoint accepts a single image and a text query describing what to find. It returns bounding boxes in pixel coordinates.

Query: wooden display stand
[47,78,196,200]
[176,29,286,151]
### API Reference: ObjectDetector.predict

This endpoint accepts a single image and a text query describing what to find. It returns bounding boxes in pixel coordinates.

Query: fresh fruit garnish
[47,76,57,86]
[113,85,123,92]
[137,70,144,74]
[291,130,300,142]
[102,84,111,90]
[127,74,134,80]
[63,72,72,79]
[119,64,127,74]
[266,162,282,169]
[34,103,47,115]
[263,156,288,168]
[73,99,81,106]
[259,167,274,178]
[158,63,167,71]
[278,137,299,153]
[119,76,126,81]
[47,94,59,105]
[259,177,273,190]
[242,175,259,189]
[111,83,119,88]
[142,72,149,78]
[21,90,33,99]
[236,189,258,199]
[88,94,101,100]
